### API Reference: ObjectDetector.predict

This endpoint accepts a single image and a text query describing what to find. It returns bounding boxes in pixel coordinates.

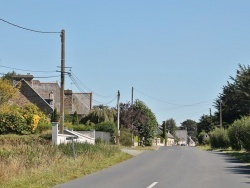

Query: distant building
[188,136,196,146]
[154,127,175,146]
[11,74,92,117]
[166,132,175,146]
[175,130,188,146]
[175,130,196,146]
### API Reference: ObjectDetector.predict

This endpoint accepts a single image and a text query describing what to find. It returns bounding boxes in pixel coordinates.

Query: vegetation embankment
[0,133,131,188]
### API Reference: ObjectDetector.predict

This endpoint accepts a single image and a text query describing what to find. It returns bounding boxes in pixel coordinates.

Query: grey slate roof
[175,130,187,141]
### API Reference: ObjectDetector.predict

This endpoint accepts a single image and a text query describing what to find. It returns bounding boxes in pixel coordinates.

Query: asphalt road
[54,146,250,188]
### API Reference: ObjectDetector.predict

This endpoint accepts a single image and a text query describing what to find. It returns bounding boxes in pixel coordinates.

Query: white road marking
[147,182,158,188]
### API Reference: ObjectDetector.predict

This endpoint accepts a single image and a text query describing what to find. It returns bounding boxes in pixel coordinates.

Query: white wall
[52,122,95,145]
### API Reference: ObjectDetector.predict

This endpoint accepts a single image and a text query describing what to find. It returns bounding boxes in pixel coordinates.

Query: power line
[68,74,115,106]
[1,18,60,34]
[0,65,57,73]
[71,71,116,98]
[105,96,118,105]
[34,75,60,78]
[68,74,117,107]
[134,88,213,107]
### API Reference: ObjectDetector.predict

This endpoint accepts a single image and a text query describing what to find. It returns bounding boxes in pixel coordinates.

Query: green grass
[0,134,132,188]
[197,145,212,151]
[2,152,131,188]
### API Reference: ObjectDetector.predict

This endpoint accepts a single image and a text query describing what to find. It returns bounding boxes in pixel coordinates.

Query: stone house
[154,127,175,146]
[166,132,175,146]
[11,74,92,117]
[175,130,188,146]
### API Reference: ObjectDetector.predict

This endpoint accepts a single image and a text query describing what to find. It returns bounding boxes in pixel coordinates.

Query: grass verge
[0,134,132,188]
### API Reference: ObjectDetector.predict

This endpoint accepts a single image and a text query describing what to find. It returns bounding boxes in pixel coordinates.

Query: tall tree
[214,64,250,125]
[197,114,217,135]
[72,111,78,125]
[161,121,167,146]
[134,99,158,146]
[181,119,197,142]
[51,108,59,122]
[165,118,177,136]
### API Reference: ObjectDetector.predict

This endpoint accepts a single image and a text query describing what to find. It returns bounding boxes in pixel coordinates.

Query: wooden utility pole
[60,29,65,134]
[117,90,120,144]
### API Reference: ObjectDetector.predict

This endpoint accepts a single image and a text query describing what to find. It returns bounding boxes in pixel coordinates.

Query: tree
[51,108,59,122]
[165,118,177,136]
[119,102,134,130]
[72,111,78,125]
[214,64,250,125]
[1,71,16,84]
[0,78,19,105]
[80,105,116,124]
[161,121,167,146]
[181,119,197,142]
[197,114,214,135]
[133,99,158,146]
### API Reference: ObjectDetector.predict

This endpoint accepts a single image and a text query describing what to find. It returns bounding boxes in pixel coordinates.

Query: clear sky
[1,1,250,126]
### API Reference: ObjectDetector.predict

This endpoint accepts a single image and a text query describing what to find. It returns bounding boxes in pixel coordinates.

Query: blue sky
[1,1,250,126]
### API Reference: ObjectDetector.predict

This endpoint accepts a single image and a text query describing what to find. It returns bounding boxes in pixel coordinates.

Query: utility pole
[220,100,222,128]
[131,87,134,146]
[60,29,65,134]
[117,90,120,144]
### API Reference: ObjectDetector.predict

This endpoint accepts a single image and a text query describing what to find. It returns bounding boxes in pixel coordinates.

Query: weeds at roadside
[0,134,131,188]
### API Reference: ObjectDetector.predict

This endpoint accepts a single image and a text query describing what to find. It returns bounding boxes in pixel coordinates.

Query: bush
[94,121,117,133]
[209,128,230,149]
[228,121,242,150]
[198,131,210,145]
[67,124,94,131]
[242,124,250,152]
[0,113,28,134]
[35,124,52,134]
[119,128,133,146]
[228,116,250,152]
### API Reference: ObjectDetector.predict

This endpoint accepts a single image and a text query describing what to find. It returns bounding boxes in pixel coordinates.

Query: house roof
[175,130,187,141]
[156,127,175,139]
[167,132,175,139]
[32,81,61,111]
[12,74,92,115]
[13,79,53,114]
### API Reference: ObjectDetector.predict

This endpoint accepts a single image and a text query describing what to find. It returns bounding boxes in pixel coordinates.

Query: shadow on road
[212,152,250,183]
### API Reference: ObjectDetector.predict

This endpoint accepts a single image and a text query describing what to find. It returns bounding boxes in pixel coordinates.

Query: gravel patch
[120,149,144,156]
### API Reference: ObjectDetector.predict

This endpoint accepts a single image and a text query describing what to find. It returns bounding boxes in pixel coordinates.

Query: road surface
[54,146,250,188]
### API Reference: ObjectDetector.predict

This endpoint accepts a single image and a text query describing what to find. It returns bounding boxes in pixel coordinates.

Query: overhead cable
[0,18,60,34]
[68,74,115,106]
[71,71,116,98]
[134,88,213,107]
[0,65,57,73]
